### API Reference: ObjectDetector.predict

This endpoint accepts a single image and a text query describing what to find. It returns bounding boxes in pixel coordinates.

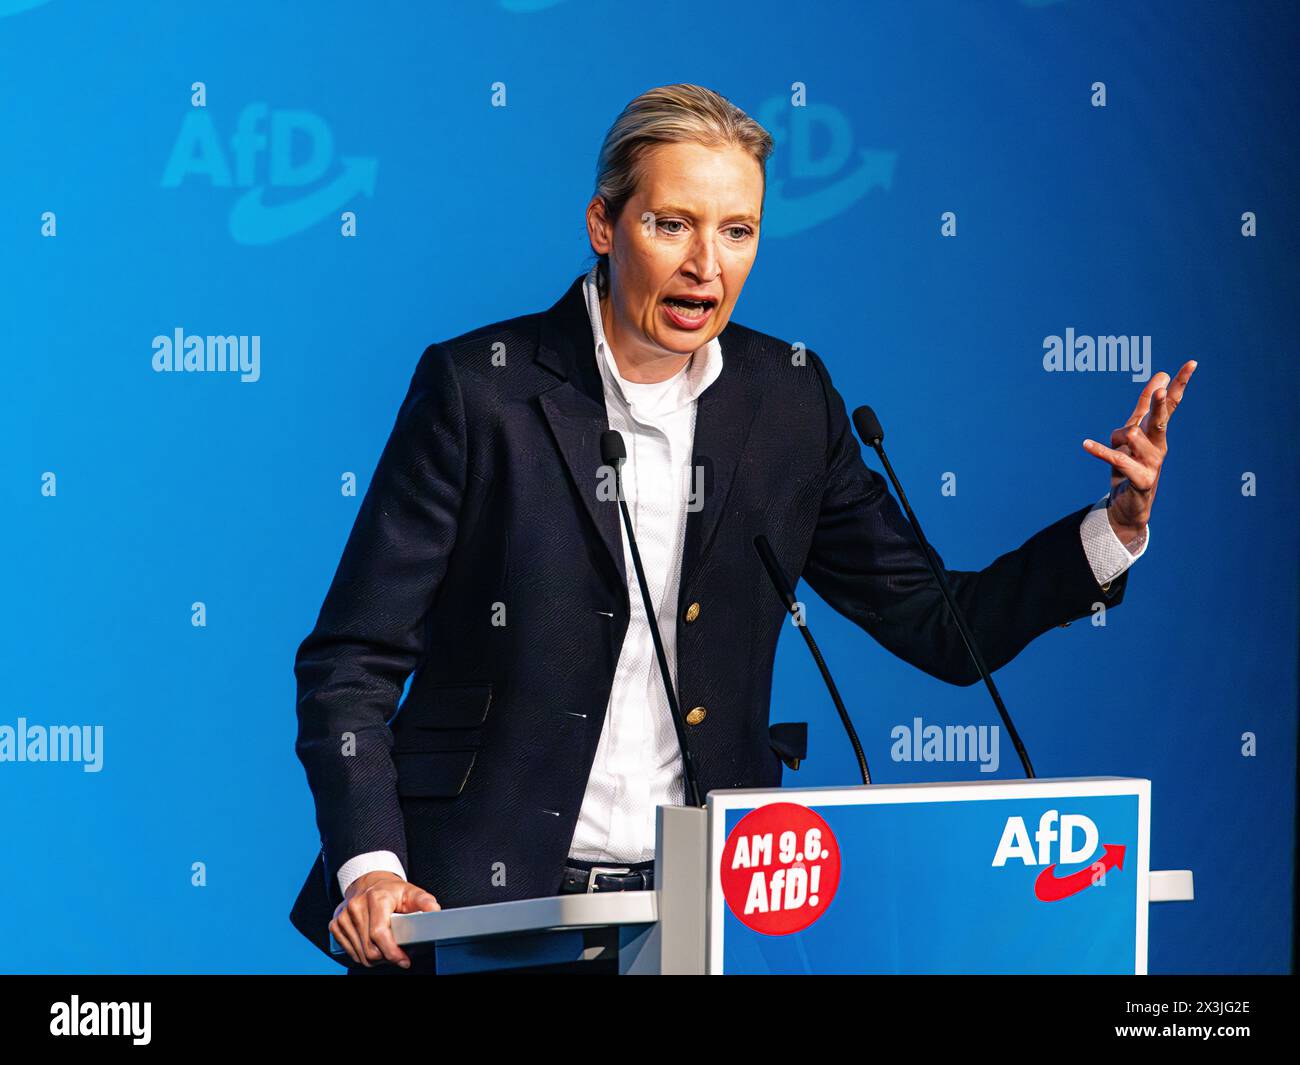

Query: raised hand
[1082,360,1197,542]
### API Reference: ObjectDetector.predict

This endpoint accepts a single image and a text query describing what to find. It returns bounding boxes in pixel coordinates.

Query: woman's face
[587,140,764,369]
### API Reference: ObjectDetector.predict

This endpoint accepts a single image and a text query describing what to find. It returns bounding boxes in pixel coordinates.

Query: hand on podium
[331,871,440,969]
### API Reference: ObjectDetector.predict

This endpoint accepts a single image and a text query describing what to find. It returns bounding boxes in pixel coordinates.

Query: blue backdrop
[1,0,1294,974]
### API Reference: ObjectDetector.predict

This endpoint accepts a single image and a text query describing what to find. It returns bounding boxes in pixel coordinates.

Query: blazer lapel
[536,276,627,594]
[678,344,763,595]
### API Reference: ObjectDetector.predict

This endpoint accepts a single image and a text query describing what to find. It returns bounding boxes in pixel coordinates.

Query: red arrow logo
[1033,844,1126,902]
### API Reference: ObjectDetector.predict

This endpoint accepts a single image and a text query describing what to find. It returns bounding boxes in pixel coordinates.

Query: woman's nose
[684,237,720,282]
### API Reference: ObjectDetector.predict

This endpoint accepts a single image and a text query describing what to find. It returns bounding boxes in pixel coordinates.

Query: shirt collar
[582,264,723,413]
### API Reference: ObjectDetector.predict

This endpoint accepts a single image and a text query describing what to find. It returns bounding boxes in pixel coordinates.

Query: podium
[330,777,1194,974]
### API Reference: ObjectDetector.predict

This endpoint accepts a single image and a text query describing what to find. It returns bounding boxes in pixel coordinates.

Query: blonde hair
[591,84,774,296]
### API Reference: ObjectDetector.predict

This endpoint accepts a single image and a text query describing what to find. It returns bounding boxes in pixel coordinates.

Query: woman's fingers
[1113,419,1163,464]
[351,898,383,963]
[1160,360,1197,424]
[1082,437,1156,491]
[1124,372,1169,428]
[367,893,412,969]
[331,909,364,966]
[1144,388,1171,447]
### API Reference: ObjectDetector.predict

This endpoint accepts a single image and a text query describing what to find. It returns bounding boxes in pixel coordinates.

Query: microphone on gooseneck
[754,535,871,786]
[851,406,1036,779]
[600,430,704,808]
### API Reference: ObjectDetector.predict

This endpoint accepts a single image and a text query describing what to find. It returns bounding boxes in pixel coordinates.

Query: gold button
[685,706,707,726]
[684,602,701,623]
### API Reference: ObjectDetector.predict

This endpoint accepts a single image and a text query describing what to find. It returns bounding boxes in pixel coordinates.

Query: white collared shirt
[333,271,1146,891]
[567,266,723,862]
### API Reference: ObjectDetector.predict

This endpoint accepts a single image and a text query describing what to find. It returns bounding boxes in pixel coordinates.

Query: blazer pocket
[397,681,493,730]
[393,682,493,798]
[394,749,478,798]
[769,721,808,771]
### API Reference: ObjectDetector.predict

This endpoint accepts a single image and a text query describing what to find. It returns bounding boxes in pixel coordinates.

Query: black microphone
[600,430,703,808]
[851,406,1036,778]
[754,535,871,785]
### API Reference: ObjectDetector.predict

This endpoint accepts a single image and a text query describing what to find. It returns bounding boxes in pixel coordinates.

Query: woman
[291,84,1194,970]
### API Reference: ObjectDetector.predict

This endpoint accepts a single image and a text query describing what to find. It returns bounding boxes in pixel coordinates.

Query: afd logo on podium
[161,102,378,245]
[993,810,1126,902]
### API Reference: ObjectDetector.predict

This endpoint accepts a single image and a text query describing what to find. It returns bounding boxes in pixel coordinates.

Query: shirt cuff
[337,850,407,897]
[1079,493,1149,589]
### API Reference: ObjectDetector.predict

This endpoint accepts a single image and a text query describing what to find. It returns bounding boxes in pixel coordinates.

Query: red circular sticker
[719,802,840,935]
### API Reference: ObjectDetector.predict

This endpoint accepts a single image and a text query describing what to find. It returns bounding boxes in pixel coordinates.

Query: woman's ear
[585,196,613,256]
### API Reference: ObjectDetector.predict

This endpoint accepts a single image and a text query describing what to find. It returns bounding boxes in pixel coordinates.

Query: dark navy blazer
[289,272,1128,961]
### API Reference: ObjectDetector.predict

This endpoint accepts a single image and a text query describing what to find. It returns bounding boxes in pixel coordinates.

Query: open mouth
[662,295,716,325]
